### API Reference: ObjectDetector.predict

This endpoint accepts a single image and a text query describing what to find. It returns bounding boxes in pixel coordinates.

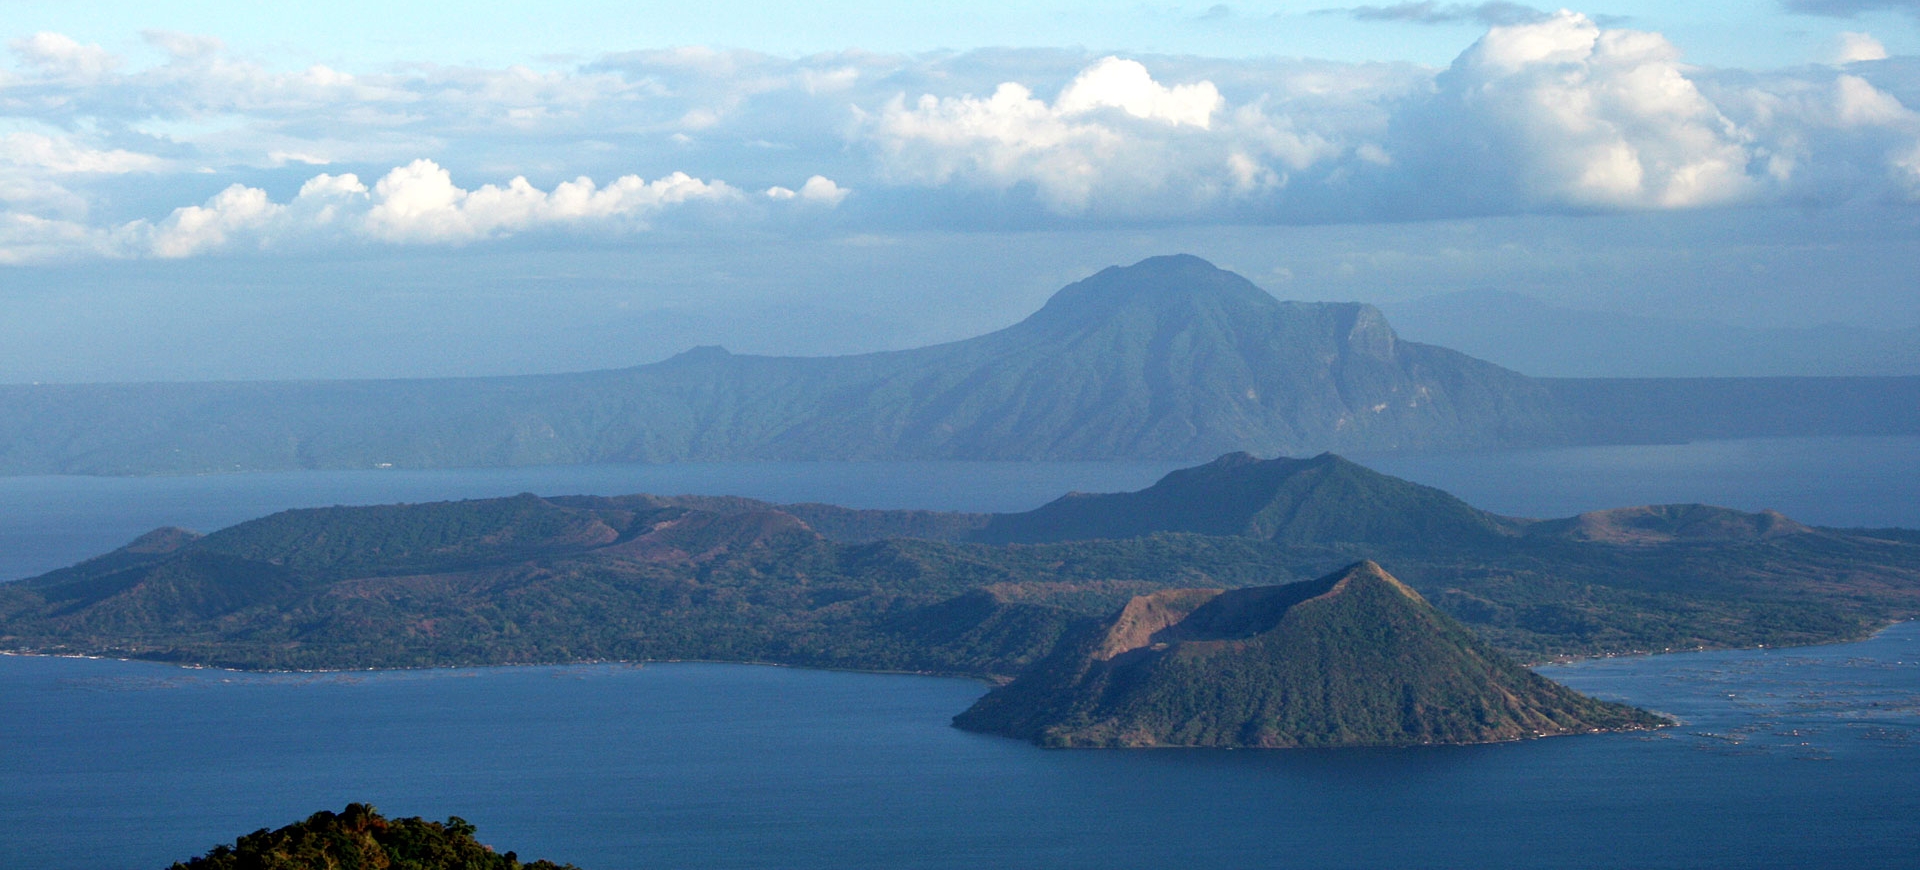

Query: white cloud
[1828,32,1890,65]
[1832,74,1912,127]
[861,56,1334,214]
[146,183,283,257]
[9,32,119,78]
[766,175,849,205]
[1432,11,1756,209]
[141,30,225,61]
[1896,142,1920,194]
[0,211,112,264]
[362,161,748,243]
[1053,57,1222,128]
[1705,66,1920,203]
[0,133,167,175]
[2,25,1920,252]
[0,160,847,261]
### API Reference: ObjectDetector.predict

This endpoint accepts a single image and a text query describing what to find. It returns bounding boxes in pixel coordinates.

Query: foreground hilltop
[956,561,1663,747]
[169,803,577,870]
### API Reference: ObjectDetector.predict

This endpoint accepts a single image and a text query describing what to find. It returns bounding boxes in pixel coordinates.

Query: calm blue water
[2,436,1916,583]
[2,624,1915,870]
[2,437,1917,869]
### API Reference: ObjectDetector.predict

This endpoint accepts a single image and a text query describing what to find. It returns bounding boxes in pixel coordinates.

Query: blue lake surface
[2,624,1916,870]
[1,436,1917,868]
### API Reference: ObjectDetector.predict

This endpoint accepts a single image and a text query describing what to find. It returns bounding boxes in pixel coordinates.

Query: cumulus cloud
[1708,70,1920,202]
[0,161,847,261]
[145,183,283,257]
[1408,11,1757,210]
[9,32,119,78]
[765,175,849,205]
[1053,57,1224,127]
[860,56,1332,214]
[2,21,1920,256]
[361,159,747,243]
[1828,32,1891,64]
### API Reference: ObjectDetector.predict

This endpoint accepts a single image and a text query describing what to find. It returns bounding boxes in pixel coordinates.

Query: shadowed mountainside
[0,255,1578,474]
[6,255,1917,476]
[954,561,1664,747]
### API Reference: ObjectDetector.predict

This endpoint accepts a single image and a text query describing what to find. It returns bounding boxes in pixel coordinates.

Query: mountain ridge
[0,255,1579,473]
[4,451,1917,670]
[4,254,1918,475]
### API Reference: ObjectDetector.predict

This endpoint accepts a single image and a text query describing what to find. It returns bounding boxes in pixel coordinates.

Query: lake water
[2,623,1915,870]
[1,436,1917,868]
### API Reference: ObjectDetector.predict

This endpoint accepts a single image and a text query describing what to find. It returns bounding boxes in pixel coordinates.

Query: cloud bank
[2,12,1919,261]
[0,159,841,262]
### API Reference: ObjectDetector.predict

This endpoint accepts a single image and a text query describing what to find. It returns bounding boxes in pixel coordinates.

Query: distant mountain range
[1386,289,1920,378]
[6,255,1916,475]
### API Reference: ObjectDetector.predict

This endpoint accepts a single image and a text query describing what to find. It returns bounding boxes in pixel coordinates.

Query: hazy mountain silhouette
[0,256,1573,473]
[1,255,1915,475]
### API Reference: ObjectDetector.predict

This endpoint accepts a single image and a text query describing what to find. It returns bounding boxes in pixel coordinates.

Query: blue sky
[6,1,1915,68]
[2,2,1918,381]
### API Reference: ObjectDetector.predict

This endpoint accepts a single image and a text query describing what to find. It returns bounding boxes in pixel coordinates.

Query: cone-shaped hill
[973,451,1521,548]
[954,561,1665,748]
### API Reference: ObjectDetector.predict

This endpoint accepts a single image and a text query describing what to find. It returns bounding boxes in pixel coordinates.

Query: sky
[2,1,1919,381]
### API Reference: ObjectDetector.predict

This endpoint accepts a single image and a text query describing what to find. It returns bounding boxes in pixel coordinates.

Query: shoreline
[1525,617,1916,669]
[10,618,1913,681]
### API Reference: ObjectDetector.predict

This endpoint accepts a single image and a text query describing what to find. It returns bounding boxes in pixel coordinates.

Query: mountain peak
[974,452,1517,547]
[1533,503,1814,545]
[953,560,1666,747]
[122,526,203,555]
[1024,254,1281,327]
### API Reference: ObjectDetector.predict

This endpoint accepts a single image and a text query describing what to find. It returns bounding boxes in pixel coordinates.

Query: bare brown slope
[955,561,1665,748]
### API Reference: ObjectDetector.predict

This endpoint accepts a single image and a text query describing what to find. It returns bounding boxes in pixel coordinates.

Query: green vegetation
[1,452,1915,746]
[955,562,1665,747]
[0,495,1303,675]
[2,452,1916,679]
[168,803,577,870]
